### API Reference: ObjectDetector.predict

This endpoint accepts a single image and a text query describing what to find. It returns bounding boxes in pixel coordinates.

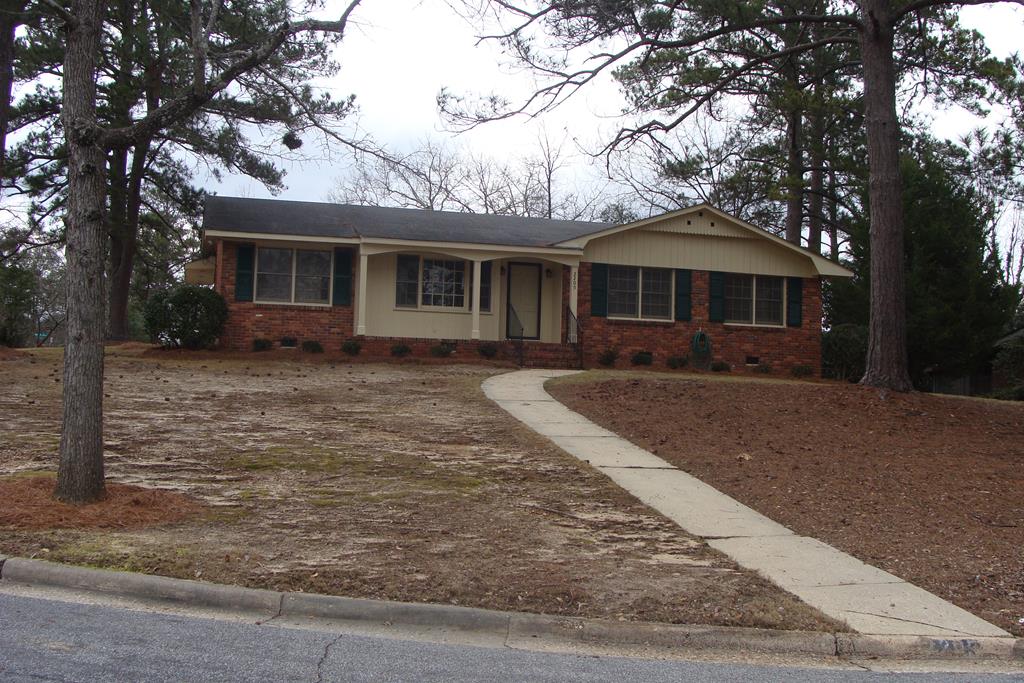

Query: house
[192,196,852,371]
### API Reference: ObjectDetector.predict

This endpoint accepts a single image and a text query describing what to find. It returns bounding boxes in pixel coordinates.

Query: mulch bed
[0,476,200,530]
[549,375,1024,637]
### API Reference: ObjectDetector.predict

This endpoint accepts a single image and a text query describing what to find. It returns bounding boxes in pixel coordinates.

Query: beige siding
[362,253,563,343]
[583,226,818,278]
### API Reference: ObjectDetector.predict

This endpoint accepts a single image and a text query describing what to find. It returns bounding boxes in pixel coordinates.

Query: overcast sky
[212,1,1024,206]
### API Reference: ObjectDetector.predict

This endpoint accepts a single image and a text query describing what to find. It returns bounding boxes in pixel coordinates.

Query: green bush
[143,285,228,350]
[791,364,814,378]
[631,350,653,366]
[477,342,499,359]
[666,355,688,370]
[390,343,412,357]
[280,336,298,348]
[822,323,868,382]
[989,385,1024,401]
[993,337,1024,387]
[710,360,731,372]
[301,340,323,353]
[597,347,619,367]
[754,363,773,374]
[341,339,362,356]
[430,342,455,357]
[253,338,272,352]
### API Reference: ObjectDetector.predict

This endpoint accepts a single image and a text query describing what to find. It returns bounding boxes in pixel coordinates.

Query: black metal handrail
[508,303,525,366]
[566,305,583,368]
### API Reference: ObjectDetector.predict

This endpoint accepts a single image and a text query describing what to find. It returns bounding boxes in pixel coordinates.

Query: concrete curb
[2,557,1021,662]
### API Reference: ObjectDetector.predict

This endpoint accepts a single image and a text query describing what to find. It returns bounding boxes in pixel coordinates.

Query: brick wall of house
[216,241,355,351]
[577,263,823,375]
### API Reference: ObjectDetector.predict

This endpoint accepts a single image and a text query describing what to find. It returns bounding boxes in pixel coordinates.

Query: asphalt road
[1,591,1022,683]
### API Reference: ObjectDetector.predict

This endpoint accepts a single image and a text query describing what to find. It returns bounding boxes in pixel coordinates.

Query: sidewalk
[482,370,1011,640]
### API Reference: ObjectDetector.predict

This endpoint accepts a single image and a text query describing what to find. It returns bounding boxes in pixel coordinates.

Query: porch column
[471,259,482,340]
[356,250,368,336]
[569,264,579,318]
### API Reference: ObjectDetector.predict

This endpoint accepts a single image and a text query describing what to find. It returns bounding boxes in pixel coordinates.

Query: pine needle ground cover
[549,372,1024,637]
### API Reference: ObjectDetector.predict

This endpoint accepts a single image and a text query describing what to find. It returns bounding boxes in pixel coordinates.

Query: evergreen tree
[829,138,1020,385]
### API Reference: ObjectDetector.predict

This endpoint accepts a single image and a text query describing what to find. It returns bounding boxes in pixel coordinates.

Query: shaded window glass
[607,265,639,317]
[256,248,292,301]
[396,255,420,308]
[724,273,753,324]
[421,259,465,308]
[641,268,672,320]
[294,250,331,304]
[755,276,784,326]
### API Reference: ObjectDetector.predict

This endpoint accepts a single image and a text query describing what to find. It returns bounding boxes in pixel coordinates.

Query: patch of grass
[309,497,346,508]
[4,469,56,479]
[224,445,349,474]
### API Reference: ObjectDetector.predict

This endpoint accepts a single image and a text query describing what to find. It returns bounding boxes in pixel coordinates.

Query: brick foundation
[577,264,823,375]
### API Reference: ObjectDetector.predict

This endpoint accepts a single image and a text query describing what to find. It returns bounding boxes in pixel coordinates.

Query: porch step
[517,343,581,369]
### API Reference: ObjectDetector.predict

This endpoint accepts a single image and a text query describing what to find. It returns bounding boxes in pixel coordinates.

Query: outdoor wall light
[545,268,553,278]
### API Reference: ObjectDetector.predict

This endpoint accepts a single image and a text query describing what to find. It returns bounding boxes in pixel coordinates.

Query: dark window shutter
[708,271,725,322]
[786,277,803,327]
[235,244,254,302]
[674,269,692,322]
[590,263,608,317]
[333,248,353,306]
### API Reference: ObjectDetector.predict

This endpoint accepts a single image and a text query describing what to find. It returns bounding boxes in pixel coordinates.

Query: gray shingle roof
[203,196,611,248]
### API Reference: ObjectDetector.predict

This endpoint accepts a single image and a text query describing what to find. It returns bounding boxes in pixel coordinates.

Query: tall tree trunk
[0,0,27,176]
[107,140,148,340]
[784,107,804,245]
[807,114,824,255]
[56,0,108,504]
[858,0,912,391]
[828,165,840,261]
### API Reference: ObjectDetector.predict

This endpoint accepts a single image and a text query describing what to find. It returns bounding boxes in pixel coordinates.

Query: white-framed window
[608,265,673,320]
[725,274,784,326]
[255,247,332,304]
[395,255,492,312]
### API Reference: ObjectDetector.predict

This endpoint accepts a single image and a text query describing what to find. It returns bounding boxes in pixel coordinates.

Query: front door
[507,262,541,340]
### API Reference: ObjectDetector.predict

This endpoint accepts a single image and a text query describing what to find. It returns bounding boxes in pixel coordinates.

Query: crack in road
[314,633,345,683]
[844,610,980,636]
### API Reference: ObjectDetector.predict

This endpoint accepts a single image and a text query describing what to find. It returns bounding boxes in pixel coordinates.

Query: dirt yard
[0,346,839,631]
[547,372,1024,637]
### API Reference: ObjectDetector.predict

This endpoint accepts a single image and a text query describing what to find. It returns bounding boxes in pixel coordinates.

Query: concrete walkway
[482,370,1011,639]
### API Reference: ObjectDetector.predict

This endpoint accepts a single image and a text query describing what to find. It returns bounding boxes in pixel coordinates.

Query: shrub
[143,285,228,350]
[430,342,455,357]
[341,339,362,356]
[822,323,868,382]
[280,336,297,348]
[666,355,688,370]
[477,342,499,359]
[631,350,653,366]
[791,364,814,378]
[989,385,1024,401]
[252,338,272,352]
[993,337,1024,388]
[301,340,323,353]
[710,360,731,372]
[597,347,619,367]
[391,343,412,357]
[754,363,773,374]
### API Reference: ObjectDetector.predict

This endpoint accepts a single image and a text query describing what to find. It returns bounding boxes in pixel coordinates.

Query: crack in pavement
[256,593,285,626]
[844,610,979,636]
[314,632,345,683]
